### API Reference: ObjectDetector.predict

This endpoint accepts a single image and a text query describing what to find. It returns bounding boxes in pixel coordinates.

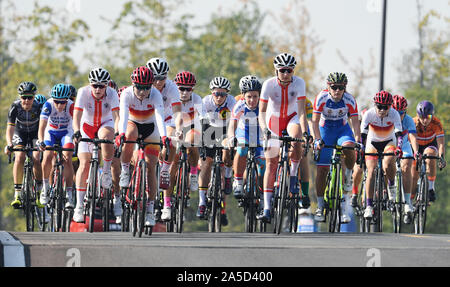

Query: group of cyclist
[4,52,446,231]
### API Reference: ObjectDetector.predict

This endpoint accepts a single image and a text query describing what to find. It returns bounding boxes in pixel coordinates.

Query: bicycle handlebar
[7,147,39,164]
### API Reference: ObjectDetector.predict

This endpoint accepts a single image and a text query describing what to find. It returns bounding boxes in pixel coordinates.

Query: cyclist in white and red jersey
[147,57,182,192]
[198,76,236,224]
[72,67,120,222]
[161,71,205,221]
[117,66,169,227]
[257,52,309,223]
[312,72,361,223]
[360,91,403,219]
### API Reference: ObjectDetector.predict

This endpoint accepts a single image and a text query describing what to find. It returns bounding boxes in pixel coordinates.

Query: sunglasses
[134,84,152,91]
[420,114,432,120]
[54,100,68,105]
[179,87,193,92]
[279,68,293,74]
[154,75,167,81]
[330,85,345,91]
[21,96,34,100]
[376,104,390,111]
[213,92,228,98]
[92,84,106,89]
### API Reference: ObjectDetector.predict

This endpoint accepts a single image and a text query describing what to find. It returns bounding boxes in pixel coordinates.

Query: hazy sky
[5,0,449,105]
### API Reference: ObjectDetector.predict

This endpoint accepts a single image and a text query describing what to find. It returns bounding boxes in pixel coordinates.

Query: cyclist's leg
[98,124,115,188]
[233,134,247,198]
[160,125,176,189]
[186,128,200,194]
[119,121,139,187]
[382,143,396,201]
[364,143,379,218]
[401,144,414,211]
[287,121,302,193]
[11,150,26,206]
[424,145,438,201]
[61,131,75,192]
[74,151,91,221]
[198,153,213,217]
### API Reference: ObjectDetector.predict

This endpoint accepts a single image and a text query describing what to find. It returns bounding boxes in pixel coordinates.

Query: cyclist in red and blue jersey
[312,72,361,223]
[37,84,75,208]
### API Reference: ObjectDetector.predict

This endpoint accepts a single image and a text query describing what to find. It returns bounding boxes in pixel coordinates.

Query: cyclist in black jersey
[4,82,44,208]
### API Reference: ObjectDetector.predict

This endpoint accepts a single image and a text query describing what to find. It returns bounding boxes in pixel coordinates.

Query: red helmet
[373,90,393,105]
[130,66,154,85]
[392,95,408,111]
[174,71,196,87]
[118,86,128,99]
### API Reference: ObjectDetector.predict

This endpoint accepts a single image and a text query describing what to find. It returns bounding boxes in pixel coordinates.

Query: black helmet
[17,81,37,95]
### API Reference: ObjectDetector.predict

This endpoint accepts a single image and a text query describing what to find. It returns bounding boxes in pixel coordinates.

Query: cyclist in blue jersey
[392,95,418,224]
[227,76,265,199]
[312,72,361,223]
[37,84,75,208]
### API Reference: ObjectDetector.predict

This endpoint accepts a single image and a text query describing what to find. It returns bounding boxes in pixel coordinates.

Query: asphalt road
[3,231,449,267]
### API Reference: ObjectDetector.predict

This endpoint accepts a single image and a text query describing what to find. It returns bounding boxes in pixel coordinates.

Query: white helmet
[273,53,297,70]
[209,76,231,91]
[239,75,258,92]
[88,67,110,84]
[146,58,170,78]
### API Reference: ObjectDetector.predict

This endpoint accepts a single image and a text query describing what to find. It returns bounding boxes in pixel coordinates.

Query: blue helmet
[34,94,47,105]
[51,83,70,99]
[66,84,77,100]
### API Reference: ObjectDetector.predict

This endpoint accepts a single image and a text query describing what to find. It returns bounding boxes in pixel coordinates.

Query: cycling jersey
[313,90,358,127]
[414,115,444,146]
[400,114,417,157]
[202,94,236,128]
[74,86,119,137]
[361,107,402,143]
[180,93,205,128]
[8,100,41,147]
[40,98,74,131]
[231,99,262,146]
[160,79,181,127]
[260,76,306,136]
[118,85,166,138]
[40,98,74,148]
[7,100,41,133]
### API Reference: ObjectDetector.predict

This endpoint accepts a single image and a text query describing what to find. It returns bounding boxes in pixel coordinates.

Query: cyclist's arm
[258,100,268,133]
[5,124,14,147]
[437,136,445,158]
[297,98,308,136]
[73,108,82,133]
[173,104,183,134]
[311,112,321,141]
[112,109,120,134]
[349,115,361,143]
[38,118,48,144]
[408,132,419,155]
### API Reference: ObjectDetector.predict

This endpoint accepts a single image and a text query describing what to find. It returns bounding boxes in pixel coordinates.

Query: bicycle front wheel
[414,174,429,234]
[275,162,289,235]
[137,161,148,238]
[88,161,99,233]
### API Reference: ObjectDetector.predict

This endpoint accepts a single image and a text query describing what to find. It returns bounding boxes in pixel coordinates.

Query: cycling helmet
[130,66,154,85]
[373,90,393,105]
[34,94,47,105]
[239,75,258,92]
[209,76,231,91]
[17,81,37,95]
[240,78,262,94]
[51,83,71,99]
[416,100,434,117]
[327,72,348,85]
[174,71,196,87]
[392,95,408,112]
[108,80,118,91]
[88,67,110,85]
[273,53,297,70]
[66,84,77,100]
[146,58,169,78]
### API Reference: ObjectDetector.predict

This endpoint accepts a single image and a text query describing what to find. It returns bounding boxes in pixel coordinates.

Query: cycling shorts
[12,129,38,148]
[317,123,355,166]
[418,137,438,154]
[78,119,115,154]
[44,129,74,149]
[365,139,396,161]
